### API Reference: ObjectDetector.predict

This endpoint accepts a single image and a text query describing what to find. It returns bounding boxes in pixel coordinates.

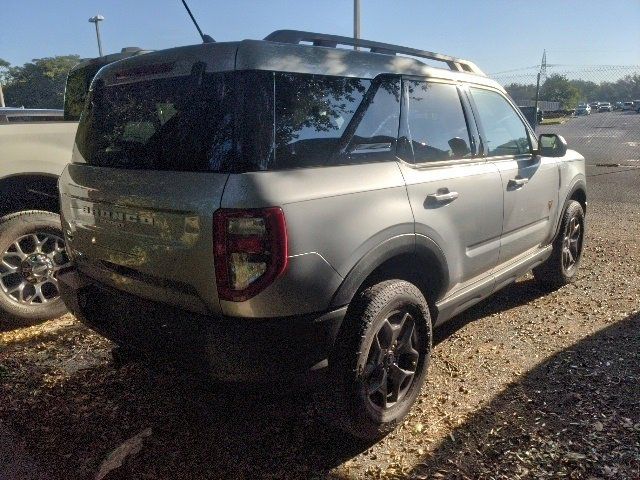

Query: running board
[435,245,553,325]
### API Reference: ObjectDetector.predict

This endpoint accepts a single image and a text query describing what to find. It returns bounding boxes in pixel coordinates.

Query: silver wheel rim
[363,310,420,411]
[562,215,583,273]
[0,232,70,305]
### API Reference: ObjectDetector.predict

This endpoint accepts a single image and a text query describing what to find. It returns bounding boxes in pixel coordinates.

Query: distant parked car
[598,102,613,112]
[575,104,591,115]
[518,106,543,126]
[634,100,640,113]
[589,102,601,112]
[622,101,634,111]
[614,101,624,110]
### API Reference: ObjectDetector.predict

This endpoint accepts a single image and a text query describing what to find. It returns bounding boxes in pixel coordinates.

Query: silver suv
[58,31,587,440]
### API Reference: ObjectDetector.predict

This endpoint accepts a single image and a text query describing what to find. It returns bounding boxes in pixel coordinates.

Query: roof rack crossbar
[264,30,484,76]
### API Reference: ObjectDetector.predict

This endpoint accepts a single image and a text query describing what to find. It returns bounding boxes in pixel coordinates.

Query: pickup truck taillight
[213,208,288,302]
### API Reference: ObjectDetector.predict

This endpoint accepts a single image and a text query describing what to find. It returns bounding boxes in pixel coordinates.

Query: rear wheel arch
[330,234,449,321]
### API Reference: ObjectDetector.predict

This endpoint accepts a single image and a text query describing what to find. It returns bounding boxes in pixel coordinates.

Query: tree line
[0,55,81,109]
[504,73,640,109]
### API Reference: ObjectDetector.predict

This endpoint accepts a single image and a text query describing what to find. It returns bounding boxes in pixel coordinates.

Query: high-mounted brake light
[213,208,288,302]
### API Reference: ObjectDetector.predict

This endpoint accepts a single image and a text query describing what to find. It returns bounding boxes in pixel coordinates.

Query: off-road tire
[533,200,585,290]
[324,279,432,440]
[0,211,68,321]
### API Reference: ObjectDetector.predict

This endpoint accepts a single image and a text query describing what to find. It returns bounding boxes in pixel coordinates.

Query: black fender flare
[329,234,449,308]
[553,178,587,239]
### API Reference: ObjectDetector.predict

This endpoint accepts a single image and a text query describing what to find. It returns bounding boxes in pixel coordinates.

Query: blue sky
[1,0,639,75]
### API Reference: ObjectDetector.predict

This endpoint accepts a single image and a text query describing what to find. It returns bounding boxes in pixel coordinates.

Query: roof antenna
[180,0,215,43]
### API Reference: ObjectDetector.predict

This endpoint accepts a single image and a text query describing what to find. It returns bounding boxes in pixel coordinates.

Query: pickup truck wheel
[324,280,432,440]
[533,200,585,290]
[0,211,70,321]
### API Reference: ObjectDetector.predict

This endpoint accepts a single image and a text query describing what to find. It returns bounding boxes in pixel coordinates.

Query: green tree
[0,58,9,106]
[3,55,81,108]
[568,79,598,102]
[0,58,9,81]
[540,74,581,109]
[615,74,640,100]
[504,82,537,103]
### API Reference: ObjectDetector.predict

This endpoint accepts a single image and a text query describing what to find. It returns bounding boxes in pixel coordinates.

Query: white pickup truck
[0,48,149,321]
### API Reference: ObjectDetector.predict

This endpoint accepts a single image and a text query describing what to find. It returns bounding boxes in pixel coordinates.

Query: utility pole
[89,15,105,57]
[0,84,5,108]
[354,0,361,50]
[533,49,547,127]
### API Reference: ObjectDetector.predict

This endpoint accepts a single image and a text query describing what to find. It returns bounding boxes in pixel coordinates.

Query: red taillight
[213,207,288,302]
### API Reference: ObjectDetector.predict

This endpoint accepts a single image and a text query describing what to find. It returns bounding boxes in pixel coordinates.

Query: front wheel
[324,279,432,440]
[533,200,585,290]
[0,211,70,321]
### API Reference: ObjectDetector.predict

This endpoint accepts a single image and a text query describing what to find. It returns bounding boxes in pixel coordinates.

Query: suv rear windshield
[75,70,400,172]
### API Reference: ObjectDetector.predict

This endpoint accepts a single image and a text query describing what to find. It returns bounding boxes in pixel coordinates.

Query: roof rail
[264,30,484,76]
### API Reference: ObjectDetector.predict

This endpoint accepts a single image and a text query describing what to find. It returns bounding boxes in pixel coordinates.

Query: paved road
[538,110,640,165]
[538,110,640,205]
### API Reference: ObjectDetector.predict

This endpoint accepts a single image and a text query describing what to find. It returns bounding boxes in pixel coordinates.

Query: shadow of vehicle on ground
[0,315,49,333]
[411,311,640,479]
[1,282,637,479]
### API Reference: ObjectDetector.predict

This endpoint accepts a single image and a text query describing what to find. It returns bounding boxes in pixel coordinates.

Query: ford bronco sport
[57,30,586,440]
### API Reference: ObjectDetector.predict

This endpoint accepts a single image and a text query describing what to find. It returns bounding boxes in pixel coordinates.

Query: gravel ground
[1,170,639,480]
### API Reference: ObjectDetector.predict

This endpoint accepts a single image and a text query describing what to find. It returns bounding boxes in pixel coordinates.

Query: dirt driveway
[1,170,639,480]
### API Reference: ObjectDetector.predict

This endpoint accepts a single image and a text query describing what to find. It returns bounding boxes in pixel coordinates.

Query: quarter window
[400,81,472,163]
[470,88,531,157]
[273,74,400,169]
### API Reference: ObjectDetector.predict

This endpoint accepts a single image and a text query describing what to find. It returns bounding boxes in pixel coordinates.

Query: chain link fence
[490,66,640,164]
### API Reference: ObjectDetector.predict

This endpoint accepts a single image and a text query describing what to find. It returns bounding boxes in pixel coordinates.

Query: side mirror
[538,133,567,157]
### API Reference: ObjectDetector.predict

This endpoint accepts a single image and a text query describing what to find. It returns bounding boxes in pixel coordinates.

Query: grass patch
[540,117,567,125]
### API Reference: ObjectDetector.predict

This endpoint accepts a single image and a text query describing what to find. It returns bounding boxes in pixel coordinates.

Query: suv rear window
[76,71,251,172]
[75,71,400,172]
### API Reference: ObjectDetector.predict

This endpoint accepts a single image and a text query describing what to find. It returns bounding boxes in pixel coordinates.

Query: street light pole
[88,15,105,57]
[354,0,360,50]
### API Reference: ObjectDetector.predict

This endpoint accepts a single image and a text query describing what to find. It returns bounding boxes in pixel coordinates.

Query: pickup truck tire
[324,279,432,440]
[533,200,585,290]
[0,211,69,321]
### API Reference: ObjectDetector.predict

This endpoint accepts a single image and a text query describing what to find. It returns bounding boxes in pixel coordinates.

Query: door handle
[427,189,459,204]
[508,177,529,189]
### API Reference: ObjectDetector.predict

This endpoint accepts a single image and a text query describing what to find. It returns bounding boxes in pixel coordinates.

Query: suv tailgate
[59,164,228,314]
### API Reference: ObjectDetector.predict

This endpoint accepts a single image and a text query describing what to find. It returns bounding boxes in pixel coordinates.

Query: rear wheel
[0,211,70,321]
[533,200,585,290]
[325,279,432,440]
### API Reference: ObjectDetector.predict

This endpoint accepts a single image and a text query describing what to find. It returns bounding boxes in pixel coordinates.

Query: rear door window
[470,87,531,157]
[399,81,473,163]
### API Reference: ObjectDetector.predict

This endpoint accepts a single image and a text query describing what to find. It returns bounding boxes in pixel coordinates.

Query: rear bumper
[58,269,346,385]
